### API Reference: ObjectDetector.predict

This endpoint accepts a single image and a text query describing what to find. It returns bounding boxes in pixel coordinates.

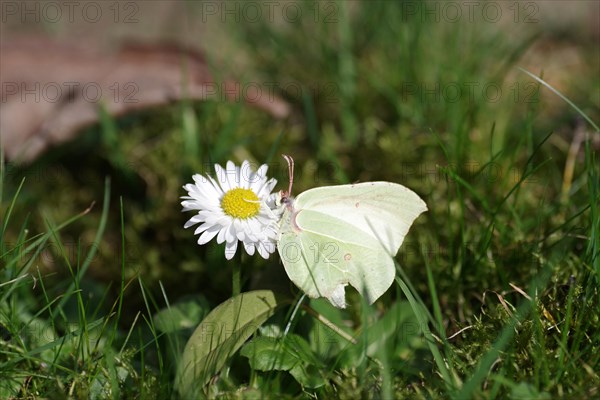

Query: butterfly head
[274,190,294,211]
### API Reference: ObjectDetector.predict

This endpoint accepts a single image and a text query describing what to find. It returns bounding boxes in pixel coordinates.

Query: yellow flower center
[220,188,261,219]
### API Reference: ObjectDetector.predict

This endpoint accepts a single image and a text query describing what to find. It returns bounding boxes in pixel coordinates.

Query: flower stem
[232,251,242,296]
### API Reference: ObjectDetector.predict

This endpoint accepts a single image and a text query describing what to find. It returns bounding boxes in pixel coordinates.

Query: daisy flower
[181,160,280,260]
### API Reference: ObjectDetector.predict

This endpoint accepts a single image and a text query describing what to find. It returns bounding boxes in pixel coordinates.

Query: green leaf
[289,363,327,389]
[176,290,286,397]
[0,376,22,399]
[510,382,551,400]
[241,336,298,371]
[285,334,324,367]
[153,296,209,334]
[241,334,323,372]
[241,334,326,389]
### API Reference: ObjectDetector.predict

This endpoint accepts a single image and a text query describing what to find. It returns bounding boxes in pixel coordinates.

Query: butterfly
[275,155,427,308]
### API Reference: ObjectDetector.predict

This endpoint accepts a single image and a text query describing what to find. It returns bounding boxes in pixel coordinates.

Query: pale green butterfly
[275,155,427,308]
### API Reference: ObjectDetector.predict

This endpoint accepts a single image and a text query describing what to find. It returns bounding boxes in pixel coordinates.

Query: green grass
[2,1,599,398]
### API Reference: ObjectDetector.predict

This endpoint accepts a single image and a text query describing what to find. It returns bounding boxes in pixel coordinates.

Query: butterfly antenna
[282,154,294,197]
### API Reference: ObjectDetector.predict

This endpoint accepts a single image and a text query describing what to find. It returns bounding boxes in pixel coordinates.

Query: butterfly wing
[277,182,427,308]
[295,182,427,256]
[278,209,395,308]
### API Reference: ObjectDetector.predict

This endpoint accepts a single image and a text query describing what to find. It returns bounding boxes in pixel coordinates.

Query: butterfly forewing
[294,182,427,255]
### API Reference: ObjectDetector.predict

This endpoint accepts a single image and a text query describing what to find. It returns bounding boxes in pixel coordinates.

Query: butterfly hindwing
[278,209,395,308]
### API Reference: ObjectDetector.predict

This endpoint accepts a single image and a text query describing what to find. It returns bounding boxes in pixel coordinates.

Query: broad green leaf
[241,334,326,389]
[289,363,327,389]
[241,336,298,371]
[286,335,327,388]
[153,295,209,334]
[285,334,324,367]
[241,334,323,372]
[0,376,21,399]
[176,290,286,397]
[510,383,551,400]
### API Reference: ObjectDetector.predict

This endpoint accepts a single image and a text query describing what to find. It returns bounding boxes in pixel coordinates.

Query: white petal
[206,175,225,196]
[236,163,242,187]
[216,224,229,244]
[192,173,210,184]
[183,176,222,210]
[183,183,197,193]
[184,215,203,229]
[266,192,282,209]
[244,240,256,256]
[226,160,238,188]
[214,164,229,191]
[198,210,222,222]
[242,220,258,241]
[262,228,277,242]
[265,178,278,194]
[215,215,232,226]
[203,213,223,226]
[240,160,251,188]
[256,241,274,259]
[193,184,221,206]
[198,226,221,245]
[246,219,262,235]
[181,201,197,212]
[254,176,276,198]
[191,174,207,187]
[234,220,246,241]
[248,163,262,188]
[193,222,214,235]
[225,240,238,260]
[224,223,236,243]
[250,168,268,192]
[257,164,268,178]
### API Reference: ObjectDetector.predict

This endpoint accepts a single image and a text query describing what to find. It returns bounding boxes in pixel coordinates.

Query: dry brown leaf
[1,36,290,162]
